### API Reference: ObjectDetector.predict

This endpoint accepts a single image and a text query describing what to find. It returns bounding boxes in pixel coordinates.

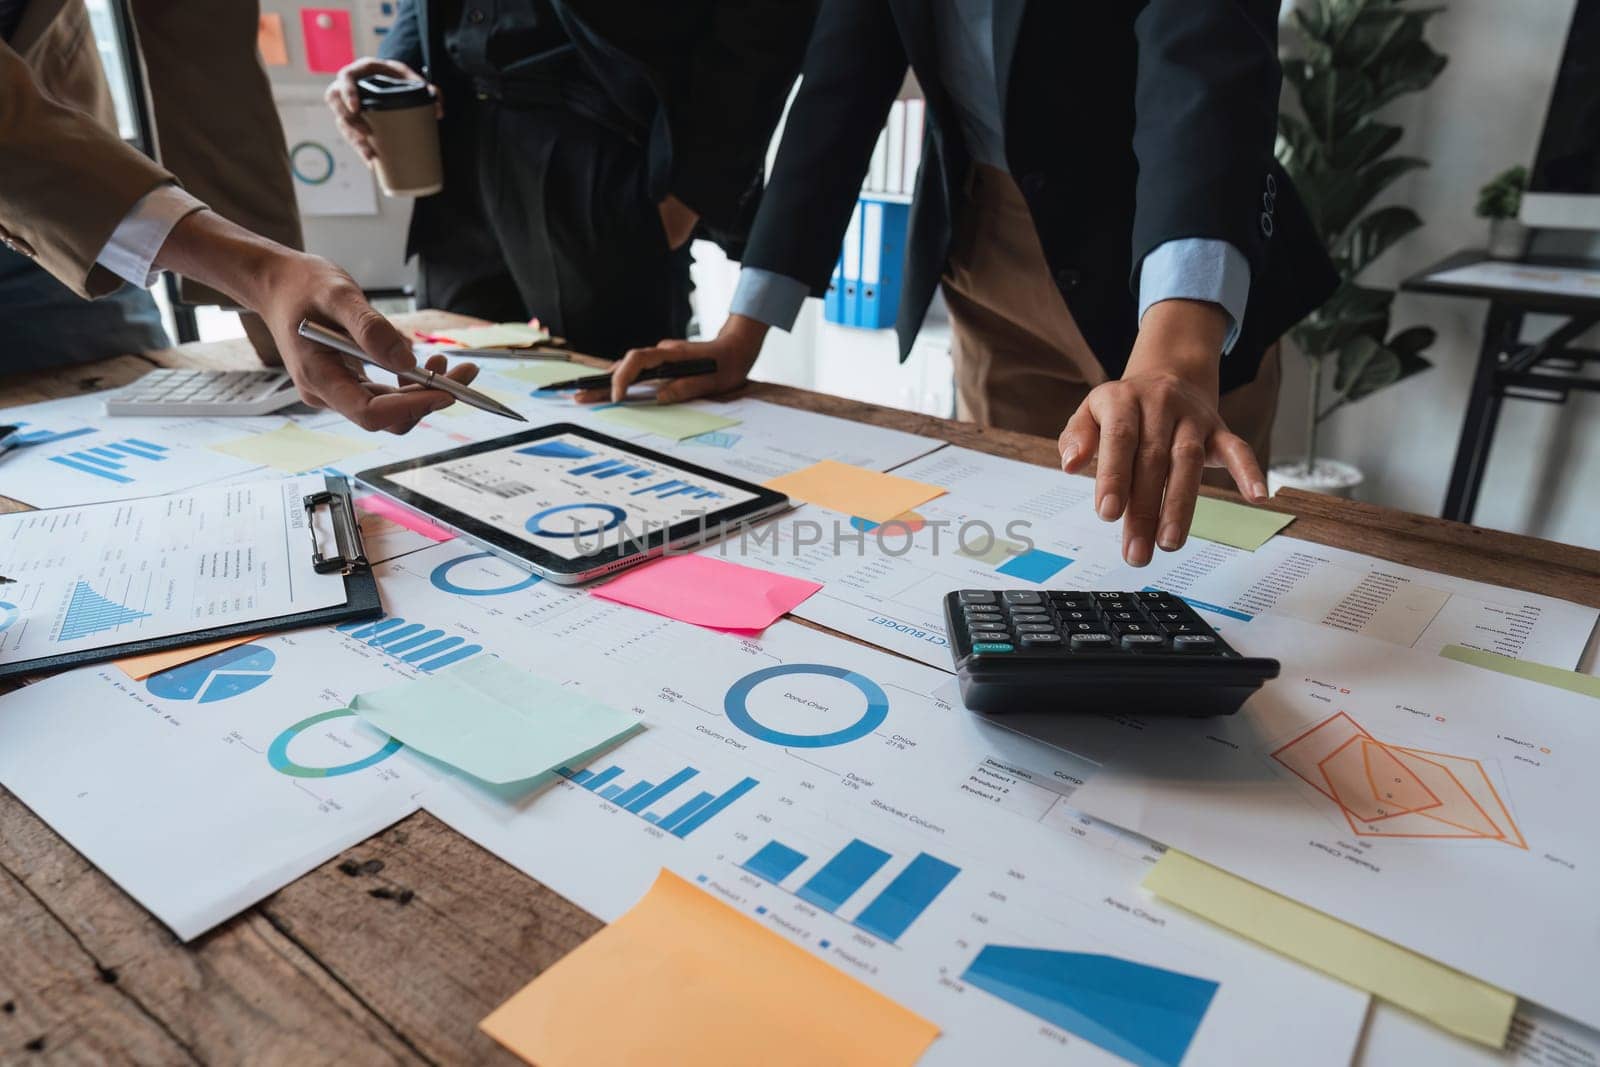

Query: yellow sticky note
[1189,496,1294,550]
[502,362,588,388]
[116,634,262,681]
[482,870,939,1067]
[1143,851,1515,1047]
[209,423,375,473]
[763,460,946,523]
[1441,645,1600,699]
[257,13,289,66]
[442,323,550,348]
[594,404,742,441]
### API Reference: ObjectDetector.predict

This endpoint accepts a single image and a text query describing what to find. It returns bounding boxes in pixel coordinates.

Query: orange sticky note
[763,460,945,523]
[591,555,821,632]
[116,634,262,681]
[355,494,455,542]
[257,13,289,66]
[482,870,939,1067]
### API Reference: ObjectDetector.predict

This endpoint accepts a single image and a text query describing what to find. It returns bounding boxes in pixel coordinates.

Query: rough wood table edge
[2,309,1596,1063]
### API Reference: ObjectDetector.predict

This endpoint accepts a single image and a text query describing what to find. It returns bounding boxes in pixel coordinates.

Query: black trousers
[415,98,692,360]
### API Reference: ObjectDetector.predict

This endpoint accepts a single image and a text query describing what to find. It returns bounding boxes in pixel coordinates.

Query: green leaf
[1386,324,1437,361]
[1318,156,1429,239]
[1294,283,1393,356]
[1334,334,1402,399]
[1328,120,1401,171]
[1342,205,1423,275]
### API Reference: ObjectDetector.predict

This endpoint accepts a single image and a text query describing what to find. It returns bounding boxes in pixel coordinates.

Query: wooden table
[3,311,1597,1064]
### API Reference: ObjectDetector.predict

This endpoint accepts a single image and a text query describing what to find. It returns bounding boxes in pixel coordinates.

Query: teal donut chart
[429,551,543,596]
[724,663,889,748]
[267,709,403,779]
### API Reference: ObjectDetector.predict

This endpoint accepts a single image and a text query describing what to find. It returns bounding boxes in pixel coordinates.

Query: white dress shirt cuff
[1138,238,1251,354]
[95,184,208,288]
[730,267,811,332]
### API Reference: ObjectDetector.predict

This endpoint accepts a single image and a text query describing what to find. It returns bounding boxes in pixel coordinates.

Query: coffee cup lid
[357,73,433,111]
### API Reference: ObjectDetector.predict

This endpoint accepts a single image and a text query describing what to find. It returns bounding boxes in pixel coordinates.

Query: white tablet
[356,423,791,584]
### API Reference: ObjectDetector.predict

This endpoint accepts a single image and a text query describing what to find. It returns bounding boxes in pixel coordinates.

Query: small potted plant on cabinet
[1478,166,1530,260]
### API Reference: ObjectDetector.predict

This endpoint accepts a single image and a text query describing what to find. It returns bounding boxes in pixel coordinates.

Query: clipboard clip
[304,489,370,575]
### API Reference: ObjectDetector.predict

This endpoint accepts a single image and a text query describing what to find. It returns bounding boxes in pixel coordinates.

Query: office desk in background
[1403,250,1600,524]
[2,310,1598,1063]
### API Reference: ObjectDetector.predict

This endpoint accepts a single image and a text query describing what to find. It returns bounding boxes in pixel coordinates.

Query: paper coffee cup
[357,74,444,198]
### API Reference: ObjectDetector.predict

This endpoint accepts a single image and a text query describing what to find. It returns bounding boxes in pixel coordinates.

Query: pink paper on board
[356,494,455,542]
[300,8,354,73]
[590,555,823,633]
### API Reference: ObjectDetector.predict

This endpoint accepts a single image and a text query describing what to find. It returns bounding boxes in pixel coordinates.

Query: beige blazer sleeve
[0,35,174,298]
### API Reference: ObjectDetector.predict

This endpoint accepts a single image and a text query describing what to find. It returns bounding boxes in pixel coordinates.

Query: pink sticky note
[300,7,354,73]
[590,555,823,633]
[356,494,455,542]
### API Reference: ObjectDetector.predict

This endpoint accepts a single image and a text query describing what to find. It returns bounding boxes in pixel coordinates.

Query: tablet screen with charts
[357,424,790,583]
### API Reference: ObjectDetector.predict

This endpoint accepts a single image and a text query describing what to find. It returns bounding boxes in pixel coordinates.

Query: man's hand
[155,209,477,434]
[576,314,767,405]
[1059,300,1267,567]
[656,194,700,251]
[325,57,439,163]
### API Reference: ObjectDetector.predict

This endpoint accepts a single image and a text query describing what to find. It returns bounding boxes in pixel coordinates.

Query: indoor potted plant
[1478,166,1530,260]
[1270,0,1447,497]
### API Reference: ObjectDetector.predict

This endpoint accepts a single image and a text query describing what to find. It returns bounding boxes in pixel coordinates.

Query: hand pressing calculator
[943,589,1279,718]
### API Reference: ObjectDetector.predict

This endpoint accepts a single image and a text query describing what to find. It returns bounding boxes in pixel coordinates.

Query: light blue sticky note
[350,658,642,785]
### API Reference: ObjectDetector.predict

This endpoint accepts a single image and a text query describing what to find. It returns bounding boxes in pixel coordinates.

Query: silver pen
[297,319,527,423]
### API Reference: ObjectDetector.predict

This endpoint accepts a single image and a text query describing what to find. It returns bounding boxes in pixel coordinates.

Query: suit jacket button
[1055,267,1081,290]
[1259,212,1275,237]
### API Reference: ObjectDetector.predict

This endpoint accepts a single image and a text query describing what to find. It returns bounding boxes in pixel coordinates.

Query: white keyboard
[106,368,302,416]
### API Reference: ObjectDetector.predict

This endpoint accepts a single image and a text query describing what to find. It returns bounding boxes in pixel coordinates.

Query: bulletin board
[257,0,414,292]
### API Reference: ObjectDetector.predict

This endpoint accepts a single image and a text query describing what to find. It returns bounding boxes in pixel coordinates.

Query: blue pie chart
[0,601,17,633]
[147,644,276,703]
[724,663,890,748]
[526,503,627,538]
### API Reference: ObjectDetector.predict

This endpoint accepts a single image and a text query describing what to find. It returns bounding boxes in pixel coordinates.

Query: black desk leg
[1442,303,1518,523]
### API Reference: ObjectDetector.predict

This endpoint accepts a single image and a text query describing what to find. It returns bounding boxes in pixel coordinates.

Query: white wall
[1271,0,1600,548]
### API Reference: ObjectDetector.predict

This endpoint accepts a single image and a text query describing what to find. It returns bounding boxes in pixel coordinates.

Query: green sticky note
[503,362,584,388]
[1189,496,1294,551]
[1440,644,1600,699]
[445,323,550,348]
[594,404,742,441]
[350,658,642,785]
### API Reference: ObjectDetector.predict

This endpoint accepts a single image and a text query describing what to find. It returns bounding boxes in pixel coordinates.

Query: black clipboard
[0,476,383,680]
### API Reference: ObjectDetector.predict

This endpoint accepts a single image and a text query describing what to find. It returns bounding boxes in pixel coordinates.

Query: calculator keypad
[955,589,1235,658]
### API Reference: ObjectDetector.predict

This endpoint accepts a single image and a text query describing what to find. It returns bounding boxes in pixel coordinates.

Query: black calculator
[943,589,1279,718]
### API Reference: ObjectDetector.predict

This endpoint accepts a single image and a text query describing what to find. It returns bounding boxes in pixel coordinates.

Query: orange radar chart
[1271,711,1527,848]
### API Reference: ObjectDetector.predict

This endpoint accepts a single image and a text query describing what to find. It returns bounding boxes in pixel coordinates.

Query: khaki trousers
[940,165,1280,480]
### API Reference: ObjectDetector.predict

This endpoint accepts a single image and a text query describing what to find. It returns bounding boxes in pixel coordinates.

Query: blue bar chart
[740,837,960,943]
[557,761,757,839]
[48,438,169,484]
[335,616,483,672]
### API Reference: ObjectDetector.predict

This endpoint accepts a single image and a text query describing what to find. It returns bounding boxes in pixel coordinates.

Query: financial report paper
[0,475,346,666]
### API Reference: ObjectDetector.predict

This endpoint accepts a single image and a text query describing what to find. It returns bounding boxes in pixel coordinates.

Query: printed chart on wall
[410,541,1370,1066]
[1068,616,1600,1031]
[713,447,1122,669]
[279,102,377,216]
